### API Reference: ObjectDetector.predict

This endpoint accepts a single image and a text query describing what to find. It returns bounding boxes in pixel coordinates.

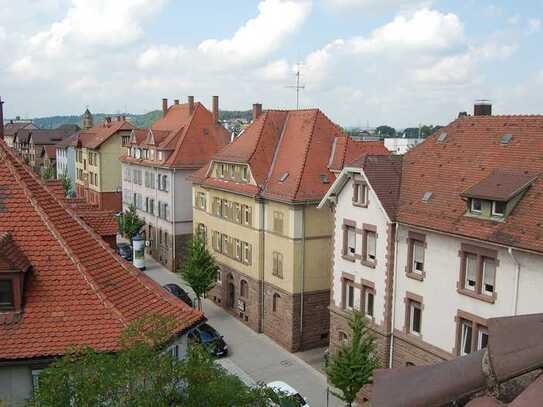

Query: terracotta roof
[0,139,203,360]
[461,170,537,201]
[3,122,33,137]
[397,115,543,254]
[23,128,77,145]
[328,137,389,171]
[0,232,31,272]
[193,109,387,203]
[56,132,80,148]
[121,102,230,169]
[42,145,57,160]
[75,210,118,237]
[351,154,403,219]
[78,118,134,150]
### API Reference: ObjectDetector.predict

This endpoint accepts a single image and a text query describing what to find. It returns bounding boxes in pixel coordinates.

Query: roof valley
[262,112,290,192]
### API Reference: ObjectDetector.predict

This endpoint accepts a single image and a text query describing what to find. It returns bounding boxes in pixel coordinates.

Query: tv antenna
[286,63,305,110]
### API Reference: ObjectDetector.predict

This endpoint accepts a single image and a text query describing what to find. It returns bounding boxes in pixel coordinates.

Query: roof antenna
[286,62,305,110]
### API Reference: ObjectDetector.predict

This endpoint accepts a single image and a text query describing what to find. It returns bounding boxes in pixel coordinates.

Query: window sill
[406,271,425,281]
[361,259,376,269]
[353,201,369,208]
[457,288,496,304]
[342,254,356,263]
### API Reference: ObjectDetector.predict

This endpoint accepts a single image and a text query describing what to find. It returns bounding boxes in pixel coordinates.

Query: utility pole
[286,63,305,110]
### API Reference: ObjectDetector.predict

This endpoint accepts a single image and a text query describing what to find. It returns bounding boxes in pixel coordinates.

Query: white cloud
[528,18,541,34]
[324,0,434,13]
[198,0,312,64]
[258,59,291,81]
[138,45,186,69]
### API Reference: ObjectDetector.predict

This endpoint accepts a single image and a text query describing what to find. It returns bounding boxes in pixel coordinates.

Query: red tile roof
[328,137,389,171]
[42,145,57,160]
[121,102,230,169]
[461,170,536,201]
[0,140,203,361]
[192,109,388,203]
[78,118,134,150]
[397,115,543,253]
[0,232,31,272]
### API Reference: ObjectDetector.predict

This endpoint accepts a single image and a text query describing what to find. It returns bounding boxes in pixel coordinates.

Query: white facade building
[384,137,424,155]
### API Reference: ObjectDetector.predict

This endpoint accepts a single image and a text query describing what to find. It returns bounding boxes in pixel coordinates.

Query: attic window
[279,172,289,182]
[0,280,14,309]
[320,175,330,184]
[500,134,512,144]
[492,201,506,217]
[203,128,209,136]
[437,132,448,143]
[422,192,433,202]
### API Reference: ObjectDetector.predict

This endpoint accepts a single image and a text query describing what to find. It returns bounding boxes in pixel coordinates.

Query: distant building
[384,137,424,154]
[56,132,80,194]
[75,116,134,210]
[120,97,230,271]
[3,120,36,149]
[23,127,78,171]
[81,108,93,130]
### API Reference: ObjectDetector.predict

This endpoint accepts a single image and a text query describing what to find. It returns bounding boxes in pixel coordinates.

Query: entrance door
[227,275,235,308]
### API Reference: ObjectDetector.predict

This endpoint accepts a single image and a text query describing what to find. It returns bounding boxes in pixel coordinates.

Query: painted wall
[0,365,34,407]
[393,224,543,354]
[56,146,76,191]
[331,174,390,327]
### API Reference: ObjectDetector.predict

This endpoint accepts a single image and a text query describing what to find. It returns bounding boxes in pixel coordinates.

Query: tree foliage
[325,311,379,406]
[179,237,218,310]
[60,172,72,196]
[376,125,396,138]
[117,204,145,244]
[28,315,283,407]
[42,165,54,180]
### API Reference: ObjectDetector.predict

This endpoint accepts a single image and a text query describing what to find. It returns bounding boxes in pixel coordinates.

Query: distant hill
[33,110,252,130]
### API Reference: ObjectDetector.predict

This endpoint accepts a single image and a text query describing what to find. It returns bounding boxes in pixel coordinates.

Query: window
[216,270,222,285]
[229,164,235,178]
[240,280,248,298]
[353,181,368,206]
[31,369,42,395]
[482,258,496,295]
[492,201,506,217]
[273,211,284,234]
[407,299,422,336]
[457,314,488,356]
[197,192,206,210]
[161,175,168,191]
[363,286,375,318]
[243,205,252,225]
[471,199,482,213]
[235,239,242,260]
[272,252,283,278]
[464,254,477,291]
[364,230,376,263]
[339,331,349,345]
[213,197,222,216]
[460,245,497,301]
[242,166,249,182]
[149,199,154,215]
[221,199,229,219]
[273,293,280,312]
[343,280,355,310]
[234,203,241,223]
[344,225,356,257]
[406,232,426,279]
[243,242,252,264]
[197,223,207,243]
[217,163,225,178]
[0,280,14,309]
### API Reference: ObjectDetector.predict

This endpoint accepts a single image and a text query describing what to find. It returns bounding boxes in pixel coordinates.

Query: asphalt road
[143,255,345,407]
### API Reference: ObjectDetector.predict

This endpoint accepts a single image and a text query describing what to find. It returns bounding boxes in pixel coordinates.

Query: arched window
[338,331,349,345]
[272,293,280,312]
[240,280,248,298]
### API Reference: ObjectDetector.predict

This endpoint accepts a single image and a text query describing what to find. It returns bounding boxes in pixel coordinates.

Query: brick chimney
[188,96,195,115]
[252,103,263,121]
[0,96,4,140]
[474,100,492,116]
[212,96,219,125]
[162,98,168,117]
[174,99,179,105]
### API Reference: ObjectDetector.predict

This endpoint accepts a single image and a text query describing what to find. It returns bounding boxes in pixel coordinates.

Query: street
[143,255,345,407]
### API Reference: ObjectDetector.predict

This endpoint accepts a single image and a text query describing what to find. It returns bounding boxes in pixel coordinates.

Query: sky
[0,0,542,128]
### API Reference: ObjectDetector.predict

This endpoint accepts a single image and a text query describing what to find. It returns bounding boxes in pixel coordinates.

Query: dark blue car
[188,323,228,357]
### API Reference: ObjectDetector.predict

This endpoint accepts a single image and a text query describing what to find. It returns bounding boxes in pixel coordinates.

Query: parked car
[116,242,133,261]
[267,381,310,407]
[162,283,193,308]
[188,323,228,358]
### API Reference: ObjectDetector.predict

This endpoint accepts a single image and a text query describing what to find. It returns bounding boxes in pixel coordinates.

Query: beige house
[75,117,134,210]
[191,105,389,352]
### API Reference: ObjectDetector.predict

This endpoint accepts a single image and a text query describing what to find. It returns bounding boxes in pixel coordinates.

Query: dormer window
[241,166,248,182]
[0,280,14,310]
[492,201,506,217]
[470,199,482,214]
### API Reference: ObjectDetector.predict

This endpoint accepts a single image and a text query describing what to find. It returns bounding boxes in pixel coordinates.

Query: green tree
[42,166,54,180]
[376,125,396,138]
[117,204,145,245]
[325,311,379,407]
[179,237,218,310]
[60,172,72,196]
[28,315,284,407]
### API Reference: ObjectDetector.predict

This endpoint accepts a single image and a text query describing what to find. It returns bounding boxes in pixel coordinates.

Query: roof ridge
[247,111,271,166]
[2,147,130,329]
[293,110,320,200]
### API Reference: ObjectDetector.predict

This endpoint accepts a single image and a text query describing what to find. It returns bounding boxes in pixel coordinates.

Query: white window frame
[477,326,488,350]
[364,288,374,318]
[492,201,506,217]
[482,257,496,295]
[347,227,356,256]
[413,240,425,274]
[409,302,422,336]
[366,231,376,261]
[471,198,482,214]
[464,254,477,291]
[346,284,355,310]
[460,320,473,356]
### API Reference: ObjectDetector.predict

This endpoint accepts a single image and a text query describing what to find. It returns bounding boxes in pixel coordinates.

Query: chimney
[212,96,219,125]
[117,115,122,122]
[162,98,168,117]
[458,111,468,118]
[252,103,263,121]
[174,99,179,105]
[106,116,111,124]
[188,96,195,115]
[0,96,4,140]
[474,100,492,116]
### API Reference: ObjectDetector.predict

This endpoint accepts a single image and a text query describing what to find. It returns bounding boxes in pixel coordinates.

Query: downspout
[508,247,521,316]
[388,222,400,368]
[172,168,177,271]
[300,206,305,347]
[259,199,265,332]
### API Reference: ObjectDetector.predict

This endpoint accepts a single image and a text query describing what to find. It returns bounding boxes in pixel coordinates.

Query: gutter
[300,206,305,345]
[259,198,265,332]
[508,247,521,316]
[389,222,400,368]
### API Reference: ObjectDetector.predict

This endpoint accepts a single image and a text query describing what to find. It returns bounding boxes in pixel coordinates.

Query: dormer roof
[461,171,537,202]
[0,233,30,273]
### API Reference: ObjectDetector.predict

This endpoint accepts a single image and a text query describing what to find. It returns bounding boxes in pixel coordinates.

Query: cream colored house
[191,105,389,352]
[75,117,134,210]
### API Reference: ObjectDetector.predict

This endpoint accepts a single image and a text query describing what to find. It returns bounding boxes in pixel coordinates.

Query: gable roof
[42,145,57,160]
[23,128,77,146]
[397,115,543,253]
[0,232,31,272]
[328,137,390,171]
[0,139,203,361]
[4,122,33,137]
[461,170,537,201]
[192,109,388,204]
[56,131,80,148]
[78,118,134,150]
[121,102,230,169]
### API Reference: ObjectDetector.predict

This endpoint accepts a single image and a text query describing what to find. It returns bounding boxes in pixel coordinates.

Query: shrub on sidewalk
[178,237,218,310]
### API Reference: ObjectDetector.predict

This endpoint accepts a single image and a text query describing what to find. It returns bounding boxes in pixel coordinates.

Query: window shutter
[414,242,424,263]
[466,254,477,287]
[367,232,376,257]
[247,244,252,265]
[348,228,356,251]
[483,259,495,292]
